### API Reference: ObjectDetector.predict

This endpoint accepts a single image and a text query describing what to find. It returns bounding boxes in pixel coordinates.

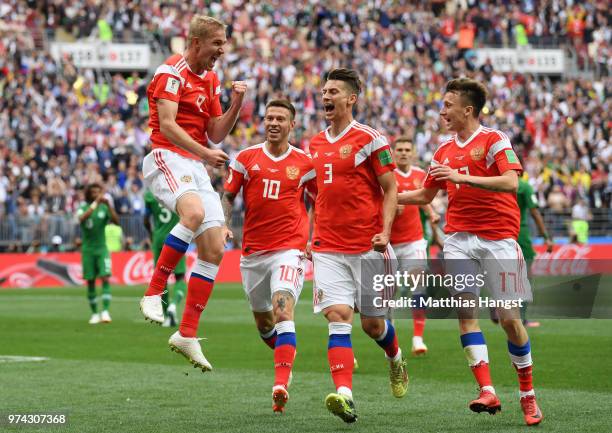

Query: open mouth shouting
[323,102,335,117]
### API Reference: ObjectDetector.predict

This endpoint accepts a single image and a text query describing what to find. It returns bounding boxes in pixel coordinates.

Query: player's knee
[361,319,385,339]
[181,209,205,231]
[200,242,224,264]
[499,318,523,337]
[324,308,351,323]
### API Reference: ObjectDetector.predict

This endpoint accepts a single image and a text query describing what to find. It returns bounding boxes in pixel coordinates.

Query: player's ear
[348,93,358,106]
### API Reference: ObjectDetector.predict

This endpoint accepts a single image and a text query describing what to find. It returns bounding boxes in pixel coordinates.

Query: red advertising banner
[0,244,608,289]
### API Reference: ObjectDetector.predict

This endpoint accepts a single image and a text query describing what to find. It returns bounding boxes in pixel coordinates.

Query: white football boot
[168,331,212,372]
[140,295,164,324]
[88,313,101,325]
[100,310,112,323]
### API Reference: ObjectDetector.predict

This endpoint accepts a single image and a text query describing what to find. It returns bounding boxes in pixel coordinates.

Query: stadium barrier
[1,244,611,289]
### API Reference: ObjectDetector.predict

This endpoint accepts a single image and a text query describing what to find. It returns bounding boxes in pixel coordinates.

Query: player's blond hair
[187,15,226,46]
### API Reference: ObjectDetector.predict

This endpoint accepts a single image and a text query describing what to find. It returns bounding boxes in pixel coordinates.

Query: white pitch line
[0,355,50,363]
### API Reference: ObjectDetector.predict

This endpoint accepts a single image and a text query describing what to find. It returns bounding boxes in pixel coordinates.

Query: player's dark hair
[85,183,102,203]
[265,99,296,120]
[445,78,488,118]
[326,68,362,95]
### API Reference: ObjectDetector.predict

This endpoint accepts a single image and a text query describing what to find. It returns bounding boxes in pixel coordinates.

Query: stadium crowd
[0,0,610,251]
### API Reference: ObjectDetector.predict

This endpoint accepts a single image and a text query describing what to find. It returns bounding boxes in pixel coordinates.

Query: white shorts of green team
[312,245,398,317]
[393,238,428,295]
[142,149,224,236]
[443,232,532,302]
[240,249,306,313]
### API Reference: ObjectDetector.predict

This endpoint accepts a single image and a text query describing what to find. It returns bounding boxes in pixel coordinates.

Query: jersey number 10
[262,179,280,199]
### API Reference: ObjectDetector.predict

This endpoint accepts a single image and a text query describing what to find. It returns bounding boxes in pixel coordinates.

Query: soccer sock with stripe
[328,322,354,398]
[274,321,296,388]
[508,339,535,398]
[101,280,111,311]
[146,224,193,296]
[179,260,217,338]
[375,319,401,361]
[260,327,278,349]
[87,280,97,314]
[461,331,495,394]
[412,294,426,338]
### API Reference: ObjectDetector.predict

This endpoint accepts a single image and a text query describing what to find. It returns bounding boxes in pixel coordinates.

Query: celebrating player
[390,137,440,355]
[302,68,408,423]
[223,99,312,413]
[77,183,119,324]
[399,78,543,426]
[143,190,187,327]
[139,15,247,372]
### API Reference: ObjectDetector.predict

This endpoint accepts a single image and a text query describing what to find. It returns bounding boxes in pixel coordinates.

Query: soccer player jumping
[303,69,408,423]
[223,100,313,413]
[399,78,542,426]
[140,15,247,372]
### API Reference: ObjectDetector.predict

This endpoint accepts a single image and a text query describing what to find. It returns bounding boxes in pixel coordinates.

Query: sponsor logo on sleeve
[165,77,180,94]
[505,149,518,163]
[378,149,393,166]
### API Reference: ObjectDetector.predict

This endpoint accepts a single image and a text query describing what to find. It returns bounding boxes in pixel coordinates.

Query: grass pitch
[1,283,611,432]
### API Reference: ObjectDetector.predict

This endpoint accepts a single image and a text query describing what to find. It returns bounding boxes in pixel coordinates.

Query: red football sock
[516,365,534,392]
[274,345,296,387]
[146,245,187,296]
[179,274,214,338]
[471,360,493,389]
[328,347,354,391]
[413,309,426,338]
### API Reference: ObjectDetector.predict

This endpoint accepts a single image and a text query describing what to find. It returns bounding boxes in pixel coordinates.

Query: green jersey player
[516,177,554,327]
[144,190,187,327]
[77,183,119,324]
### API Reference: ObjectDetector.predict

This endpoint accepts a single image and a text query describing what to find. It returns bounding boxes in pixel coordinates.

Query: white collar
[325,120,356,143]
[262,141,292,162]
[455,125,483,148]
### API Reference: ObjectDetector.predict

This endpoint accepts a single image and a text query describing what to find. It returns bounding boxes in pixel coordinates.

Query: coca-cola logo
[123,253,155,285]
[9,272,33,288]
[533,244,591,276]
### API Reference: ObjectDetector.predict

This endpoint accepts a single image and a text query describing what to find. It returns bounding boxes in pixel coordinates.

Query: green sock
[162,284,169,314]
[102,280,112,311]
[172,277,186,306]
[87,281,97,314]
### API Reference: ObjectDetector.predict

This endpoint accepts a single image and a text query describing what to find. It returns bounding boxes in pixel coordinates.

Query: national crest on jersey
[224,143,312,255]
[147,54,223,160]
[423,125,523,240]
[391,166,426,244]
[307,121,396,253]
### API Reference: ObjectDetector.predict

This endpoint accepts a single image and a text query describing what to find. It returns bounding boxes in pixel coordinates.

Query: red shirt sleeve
[370,139,396,176]
[224,154,246,194]
[152,73,182,103]
[494,146,523,174]
[210,74,223,118]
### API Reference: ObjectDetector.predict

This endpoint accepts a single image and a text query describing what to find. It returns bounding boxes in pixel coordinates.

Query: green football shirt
[517,178,538,259]
[144,191,179,243]
[77,202,111,253]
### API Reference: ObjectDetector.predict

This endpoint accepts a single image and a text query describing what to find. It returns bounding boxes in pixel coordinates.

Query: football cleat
[272,386,289,413]
[353,357,359,371]
[469,390,502,415]
[100,310,112,323]
[411,337,428,356]
[389,356,409,398]
[168,331,212,372]
[520,395,543,426]
[88,313,100,325]
[325,393,357,423]
[140,295,164,324]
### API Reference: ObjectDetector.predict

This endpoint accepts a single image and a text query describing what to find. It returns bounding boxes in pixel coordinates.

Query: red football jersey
[423,126,522,240]
[305,121,396,254]
[391,166,425,244]
[147,54,223,160]
[224,143,312,255]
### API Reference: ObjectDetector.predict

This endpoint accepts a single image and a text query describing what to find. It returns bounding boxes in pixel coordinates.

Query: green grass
[0,283,611,433]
